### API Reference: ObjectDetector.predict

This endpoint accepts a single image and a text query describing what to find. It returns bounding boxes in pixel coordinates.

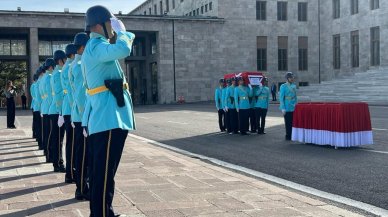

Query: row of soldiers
[29,5,135,217]
[215,72,297,140]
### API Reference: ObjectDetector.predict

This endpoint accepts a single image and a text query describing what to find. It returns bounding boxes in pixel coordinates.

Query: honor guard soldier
[48,50,67,172]
[70,32,90,201]
[253,78,270,134]
[30,74,37,139]
[215,78,226,132]
[82,5,136,217]
[62,44,77,183]
[33,68,44,150]
[224,77,239,134]
[279,72,297,140]
[234,77,253,135]
[40,58,55,162]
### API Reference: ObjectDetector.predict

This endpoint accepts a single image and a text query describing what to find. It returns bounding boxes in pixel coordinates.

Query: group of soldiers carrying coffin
[215,72,297,140]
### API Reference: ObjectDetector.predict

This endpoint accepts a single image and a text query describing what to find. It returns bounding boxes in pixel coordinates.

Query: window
[160,1,163,14]
[172,0,175,9]
[10,40,26,56]
[256,1,266,20]
[0,39,11,55]
[154,4,157,15]
[257,36,267,71]
[371,27,380,66]
[196,8,199,15]
[298,37,308,71]
[333,0,340,19]
[371,0,379,10]
[201,6,204,14]
[189,11,192,16]
[278,36,288,71]
[205,4,208,12]
[144,11,146,15]
[351,0,358,15]
[333,34,341,69]
[298,2,307,21]
[277,2,287,21]
[149,7,152,14]
[209,2,213,10]
[193,10,196,16]
[166,0,169,12]
[351,31,359,68]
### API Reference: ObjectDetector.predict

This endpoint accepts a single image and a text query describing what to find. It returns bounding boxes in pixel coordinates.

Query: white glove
[57,115,64,127]
[83,128,88,138]
[225,107,229,112]
[110,17,126,33]
[40,113,43,118]
[71,122,75,128]
[237,108,240,113]
[248,84,252,89]
[282,109,286,116]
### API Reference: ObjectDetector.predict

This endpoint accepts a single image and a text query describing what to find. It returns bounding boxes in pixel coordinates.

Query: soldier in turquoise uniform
[215,78,225,132]
[48,50,67,172]
[253,78,270,134]
[234,77,253,135]
[70,32,90,201]
[33,68,44,150]
[62,44,77,183]
[30,74,37,140]
[279,72,298,140]
[39,58,55,162]
[224,77,238,134]
[82,5,135,216]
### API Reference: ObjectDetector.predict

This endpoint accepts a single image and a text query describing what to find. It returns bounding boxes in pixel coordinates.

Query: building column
[28,27,39,103]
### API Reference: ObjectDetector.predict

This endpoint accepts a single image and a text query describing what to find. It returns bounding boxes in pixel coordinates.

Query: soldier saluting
[82,5,135,217]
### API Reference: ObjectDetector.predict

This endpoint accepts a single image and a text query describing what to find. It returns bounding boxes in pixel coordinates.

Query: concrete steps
[298,67,388,105]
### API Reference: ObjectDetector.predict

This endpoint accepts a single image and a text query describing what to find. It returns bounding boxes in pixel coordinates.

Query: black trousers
[49,114,65,168]
[43,114,51,160]
[272,92,277,101]
[33,112,42,149]
[6,97,15,128]
[217,109,225,131]
[227,109,238,133]
[284,112,294,139]
[74,122,89,196]
[238,109,250,134]
[249,108,257,132]
[255,108,268,133]
[89,128,128,217]
[64,115,75,180]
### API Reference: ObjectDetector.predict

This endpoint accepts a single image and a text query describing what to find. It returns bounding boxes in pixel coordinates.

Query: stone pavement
[0,127,367,217]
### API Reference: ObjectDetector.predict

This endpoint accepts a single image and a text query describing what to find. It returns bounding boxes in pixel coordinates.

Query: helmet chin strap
[101,23,110,39]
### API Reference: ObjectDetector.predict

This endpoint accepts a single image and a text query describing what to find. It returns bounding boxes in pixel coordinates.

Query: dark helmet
[226,79,232,84]
[219,78,225,83]
[65,44,77,57]
[74,32,90,47]
[85,5,114,29]
[285,72,294,79]
[53,50,66,63]
[236,77,243,82]
[44,58,56,69]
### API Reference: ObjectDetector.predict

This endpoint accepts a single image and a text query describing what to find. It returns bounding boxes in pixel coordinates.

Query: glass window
[298,2,307,21]
[351,0,358,15]
[166,0,169,12]
[257,36,267,71]
[277,2,287,21]
[333,0,340,19]
[278,36,288,71]
[52,41,69,54]
[371,27,380,66]
[10,40,27,56]
[39,41,52,56]
[298,37,308,71]
[0,39,11,55]
[333,34,341,69]
[209,2,213,10]
[371,0,379,10]
[351,31,359,68]
[256,1,266,21]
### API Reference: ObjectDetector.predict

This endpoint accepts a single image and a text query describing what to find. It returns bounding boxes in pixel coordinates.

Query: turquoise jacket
[30,83,35,110]
[70,54,87,123]
[39,72,53,115]
[279,82,298,112]
[253,86,270,109]
[61,58,74,116]
[234,85,252,110]
[48,65,64,115]
[214,87,224,110]
[224,85,236,109]
[33,78,42,112]
[81,31,136,135]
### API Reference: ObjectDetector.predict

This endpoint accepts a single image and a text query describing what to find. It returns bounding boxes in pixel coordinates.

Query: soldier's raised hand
[110,17,126,33]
